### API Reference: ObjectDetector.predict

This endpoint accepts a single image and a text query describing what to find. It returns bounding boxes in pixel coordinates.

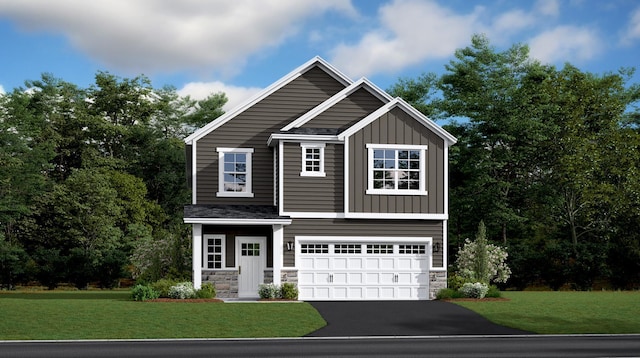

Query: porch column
[192,223,202,289]
[272,224,283,285]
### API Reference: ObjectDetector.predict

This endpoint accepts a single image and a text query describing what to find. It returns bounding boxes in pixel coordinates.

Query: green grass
[453,291,640,334]
[0,291,326,340]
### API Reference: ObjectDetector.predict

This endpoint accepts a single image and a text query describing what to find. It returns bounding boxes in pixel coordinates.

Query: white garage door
[298,241,430,300]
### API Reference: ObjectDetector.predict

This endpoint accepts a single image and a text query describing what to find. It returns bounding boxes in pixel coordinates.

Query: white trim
[281,212,345,219]
[343,139,350,216]
[281,78,393,132]
[267,133,340,146]
[444,147,449,214]
[273,148,277,206]
[338,98,457,146]
[183,218,292,225]
[192,224,202,289]
[442,220,448,270]
[272,225,283,285]
[366,144,428,195]
[278,141,285,216]
[202,234,225,270]
[216,147,254,198]
[185,56,352,145]
[344,212,448,220]
[191,141,197,205]
[300,143,326,177]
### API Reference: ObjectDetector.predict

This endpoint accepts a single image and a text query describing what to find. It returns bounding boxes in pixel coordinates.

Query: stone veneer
[202,269,238,298]
[429,271,447,299]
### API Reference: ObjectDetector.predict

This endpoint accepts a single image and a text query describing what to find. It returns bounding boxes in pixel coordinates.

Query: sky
[1,0,639,111]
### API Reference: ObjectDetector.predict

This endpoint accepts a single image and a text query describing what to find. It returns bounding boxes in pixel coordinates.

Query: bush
[258,283,281,299]
[196,282,216,299]
[151,278,179,298]
[168,282,196,299]
[280,283,298,300]
[436,288,464,300]
[460,282,489,299]
[447,274,468,291]
[131,284,160,301]
[486,285,501,298]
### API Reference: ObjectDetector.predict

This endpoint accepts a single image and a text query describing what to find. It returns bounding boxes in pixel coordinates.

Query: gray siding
[282,142,344,212]
[195,66,346,204]
[283,219,444,268]
[186,144,193,189]
[349,107,445,214]
[301,87,385,130]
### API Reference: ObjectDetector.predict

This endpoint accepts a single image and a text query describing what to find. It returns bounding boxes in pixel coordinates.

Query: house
[183,57,457,300]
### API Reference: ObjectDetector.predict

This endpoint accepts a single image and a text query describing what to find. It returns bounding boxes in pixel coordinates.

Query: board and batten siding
[300,87,385,130]
[282,142,344,212]
[348,107,445,214]
[283,219,444,268]
[195,67,346,204]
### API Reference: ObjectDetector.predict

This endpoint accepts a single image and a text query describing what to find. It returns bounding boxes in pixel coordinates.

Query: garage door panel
[348,258,364,269]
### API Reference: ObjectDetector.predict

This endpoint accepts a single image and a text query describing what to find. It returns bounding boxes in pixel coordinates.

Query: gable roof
[338,97,458,146]
[280,77,393,132]
[184,56,353,145]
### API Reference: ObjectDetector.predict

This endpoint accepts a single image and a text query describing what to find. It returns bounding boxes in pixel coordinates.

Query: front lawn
[453,291,640,334]
[0,291,326,340]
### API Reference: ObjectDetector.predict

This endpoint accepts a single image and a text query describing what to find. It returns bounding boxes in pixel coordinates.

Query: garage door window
[335,244,362,254]
[301,243,329,254]
[366,244,393,254]
[399,244,426,254]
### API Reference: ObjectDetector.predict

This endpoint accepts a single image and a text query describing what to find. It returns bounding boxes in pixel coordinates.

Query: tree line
[1,34,638,290]
[389,35,640,289]
[0,72,226,288]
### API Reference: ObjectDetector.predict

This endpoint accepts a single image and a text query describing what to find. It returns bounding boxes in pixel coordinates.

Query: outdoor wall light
[433,242,441,253]
[286,241,294,252]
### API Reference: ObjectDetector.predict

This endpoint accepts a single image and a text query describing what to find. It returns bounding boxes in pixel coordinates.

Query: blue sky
[1,0,639,110]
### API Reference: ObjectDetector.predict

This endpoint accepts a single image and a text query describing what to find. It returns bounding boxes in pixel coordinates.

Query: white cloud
[177,81,262,111]
[0,0,356,76]
[0,84,5,95]
[620,6,640,46]
[330,0,485,78]
[528,26,601,64]
[491,10,537,35]
[535,0,560,17]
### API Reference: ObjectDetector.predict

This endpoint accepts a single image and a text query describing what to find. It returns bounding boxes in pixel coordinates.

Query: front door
[237,237,266,298]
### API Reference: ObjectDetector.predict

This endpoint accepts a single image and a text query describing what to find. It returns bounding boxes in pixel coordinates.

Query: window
[334,244,362,254]
[300,244,329,254]
[366,144,428,195]
[399,244,426,254]
[366,244,394,254]
[241,242,260,256]
[217,148,253,197]
[300,143,325,177]
[204,235,224,269]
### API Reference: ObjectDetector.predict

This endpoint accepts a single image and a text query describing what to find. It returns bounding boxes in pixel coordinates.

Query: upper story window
[300,143,325,177]
[366,144,428,195]
[216,147,254,197]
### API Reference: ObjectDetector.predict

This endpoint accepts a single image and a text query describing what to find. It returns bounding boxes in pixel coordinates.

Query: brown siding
[348,107,445,214]
[195,66,346,204]
[282,142,344,212]
[301,88,384,130]
[186,144,193,189]
[283,219,444,268]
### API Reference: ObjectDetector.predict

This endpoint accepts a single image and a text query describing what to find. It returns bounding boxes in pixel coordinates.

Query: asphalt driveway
[307,301,531,336]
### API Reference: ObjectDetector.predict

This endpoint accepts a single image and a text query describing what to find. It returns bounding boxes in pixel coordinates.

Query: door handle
[239,266,241,275]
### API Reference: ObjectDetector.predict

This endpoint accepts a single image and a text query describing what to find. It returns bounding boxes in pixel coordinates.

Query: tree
[456,221,511,285]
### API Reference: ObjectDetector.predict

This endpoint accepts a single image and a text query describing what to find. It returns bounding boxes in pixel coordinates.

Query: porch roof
[183,205,292,225]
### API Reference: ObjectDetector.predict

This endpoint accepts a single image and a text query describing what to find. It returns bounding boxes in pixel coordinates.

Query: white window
[300,143,325,177]
[217,148,254,197]
[204,234,225,269]
[366,144,428,195]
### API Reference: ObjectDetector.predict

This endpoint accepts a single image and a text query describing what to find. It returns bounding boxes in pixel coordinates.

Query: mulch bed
[147,298,223,303]
[444,297,510,302]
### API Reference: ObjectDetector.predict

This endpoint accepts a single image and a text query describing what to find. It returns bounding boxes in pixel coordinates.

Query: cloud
[535,0,560,17]
[177,81,262,111]
[0,0,356,76]
[0,84,5,95]
[528,26,601,64]
[330,0,484,78]
[620,6,640,46]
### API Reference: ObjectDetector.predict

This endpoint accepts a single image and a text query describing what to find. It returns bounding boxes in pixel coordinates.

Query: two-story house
[184,57,456,300]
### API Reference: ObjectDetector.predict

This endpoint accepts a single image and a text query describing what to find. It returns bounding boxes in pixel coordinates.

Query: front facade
[184,57,456,300]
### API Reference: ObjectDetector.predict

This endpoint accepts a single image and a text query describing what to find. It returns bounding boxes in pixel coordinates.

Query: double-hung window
[366,144,428,195]
[300,143,325,177]
[217,147,254,197]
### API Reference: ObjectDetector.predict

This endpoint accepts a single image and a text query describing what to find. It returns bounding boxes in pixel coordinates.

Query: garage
[297,238,431,300]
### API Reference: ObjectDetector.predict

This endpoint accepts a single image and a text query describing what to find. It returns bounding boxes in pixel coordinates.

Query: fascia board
[184,56,352,144]
[281,77,393,132]
[183,218,292,225]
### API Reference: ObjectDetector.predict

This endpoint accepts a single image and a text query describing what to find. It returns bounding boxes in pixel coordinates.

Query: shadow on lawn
[0,291,131,300]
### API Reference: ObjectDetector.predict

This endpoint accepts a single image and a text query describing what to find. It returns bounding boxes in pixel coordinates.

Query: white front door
[237,237,266,298]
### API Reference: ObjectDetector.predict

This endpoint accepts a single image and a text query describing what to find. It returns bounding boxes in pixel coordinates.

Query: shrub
[436,288,464,300]
[258,283,281,299]
[456,221,512,285]
[168,282,196,299]
[131,284,160,301]
[447,273,468,291]
[151,278,179,298]
[486,285,501,298]
[196,282,216,299]
[280,283,298,300]
[460,282,489,299]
